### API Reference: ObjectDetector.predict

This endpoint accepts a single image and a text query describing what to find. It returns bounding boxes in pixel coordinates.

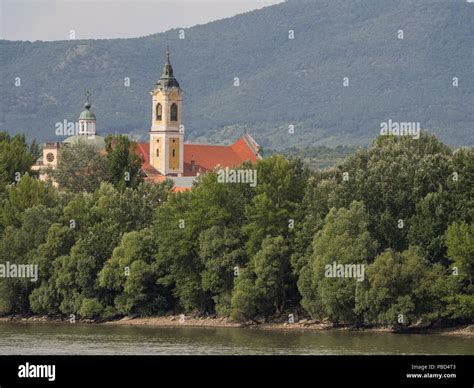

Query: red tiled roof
[134,134,261,184]
[136,142,151,169]
[231,134,261,162]
[183,134,260,175]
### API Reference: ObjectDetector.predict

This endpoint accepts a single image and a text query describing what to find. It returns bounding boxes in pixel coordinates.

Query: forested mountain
[0,0,472,149]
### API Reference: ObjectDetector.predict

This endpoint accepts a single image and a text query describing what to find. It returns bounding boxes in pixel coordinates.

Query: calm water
[0,322,472,355]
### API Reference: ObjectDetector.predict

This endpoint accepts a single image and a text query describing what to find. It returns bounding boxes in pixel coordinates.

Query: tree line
[0,131,472,327]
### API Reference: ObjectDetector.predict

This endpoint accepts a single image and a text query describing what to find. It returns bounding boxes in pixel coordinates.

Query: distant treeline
[0,131,472,327]
[265,145,361,170]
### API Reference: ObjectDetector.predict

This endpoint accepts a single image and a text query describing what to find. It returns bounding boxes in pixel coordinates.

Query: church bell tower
[149,48,184,175]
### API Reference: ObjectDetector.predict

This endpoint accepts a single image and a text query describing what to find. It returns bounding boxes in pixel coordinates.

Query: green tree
[152,166,255,313]
[230,266,264,322]
[199,226,247,315]
[335,133,452,252]
[105,135,143,190]
[79,298,104,319]
[355,247,447,326]
[0,173,57,229]
[445,222,474,285]
[0,227,31,313]
[442,222,474,320]
[291,172,340,276]
[243,156,308,255]
[230,235,292,322]
[0,132,40,195]
[99,228,170,315]
[298,201,377,323]
[48,140,109,192]
[408,191,452,263]
[408,147,473,263]
[0,205,59,313]
[38,182,170,316]
[449,148,474,223]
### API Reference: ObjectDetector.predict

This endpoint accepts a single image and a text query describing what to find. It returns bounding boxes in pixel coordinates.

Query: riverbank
[1,315,473,337]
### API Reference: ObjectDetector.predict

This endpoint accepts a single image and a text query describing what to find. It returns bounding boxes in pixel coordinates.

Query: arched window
[170,103,178,121]
[156,103,162,121]
[172,149,176,157]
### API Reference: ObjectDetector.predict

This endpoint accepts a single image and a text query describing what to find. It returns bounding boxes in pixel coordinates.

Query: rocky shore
[0,314,473,337]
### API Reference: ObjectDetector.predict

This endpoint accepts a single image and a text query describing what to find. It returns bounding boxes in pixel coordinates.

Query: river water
[0,322,472,355]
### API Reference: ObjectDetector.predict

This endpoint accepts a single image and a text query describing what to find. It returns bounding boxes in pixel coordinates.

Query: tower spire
[155,47,180,90]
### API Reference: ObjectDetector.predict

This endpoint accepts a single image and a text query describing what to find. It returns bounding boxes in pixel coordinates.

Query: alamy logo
[0,262,38,282]
[324,262,365,282]
[55,120,80,136]
[18,362,56,382]
[380,119,420,139]
[217,168,257,187]
[55,120,95,138]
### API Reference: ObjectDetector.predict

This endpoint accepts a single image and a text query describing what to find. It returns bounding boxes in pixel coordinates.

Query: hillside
[0,0,472,149]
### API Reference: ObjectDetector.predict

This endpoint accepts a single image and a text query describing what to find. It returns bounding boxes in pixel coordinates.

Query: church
[33,49,262,191]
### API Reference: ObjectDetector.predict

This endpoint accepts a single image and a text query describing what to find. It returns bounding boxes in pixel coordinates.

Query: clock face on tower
[46,153,55,163]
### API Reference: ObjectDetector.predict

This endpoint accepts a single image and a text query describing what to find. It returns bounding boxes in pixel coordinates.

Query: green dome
[63,134,105,150]
[79,102,96,120]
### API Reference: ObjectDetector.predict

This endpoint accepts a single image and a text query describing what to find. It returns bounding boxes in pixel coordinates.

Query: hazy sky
[0,0,284,41]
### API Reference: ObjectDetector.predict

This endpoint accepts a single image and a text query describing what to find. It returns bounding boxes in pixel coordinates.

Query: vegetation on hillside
[1,0,472,148]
